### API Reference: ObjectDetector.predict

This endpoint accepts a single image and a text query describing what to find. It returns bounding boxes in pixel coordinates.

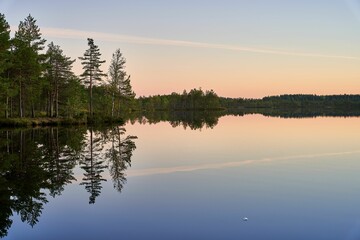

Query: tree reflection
[41,128,78,197]
[0,126,137,237]
[0,129,59,237]
[122,109,360,129]
[122,110,222,130]
[80,128,106,204]
[106,126,137,192]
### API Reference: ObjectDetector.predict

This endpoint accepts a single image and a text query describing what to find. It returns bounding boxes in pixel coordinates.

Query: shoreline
[0,117,124,127]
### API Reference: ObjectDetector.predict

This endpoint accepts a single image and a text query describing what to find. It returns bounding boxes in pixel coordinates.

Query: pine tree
[13,14,46,118]
[0,13,10,75]
[79,38,106,117]
[45,42,75,117]
[108,49,135,116]
[0,14,11,118]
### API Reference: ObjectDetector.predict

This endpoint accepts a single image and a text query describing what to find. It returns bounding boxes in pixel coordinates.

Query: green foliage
[79,38,106,86]
[0,13,10,74]
[137,88,222,111]
[44,42,76,117]
[11,14,47,118]
[0,13,11,118]
[108,49,135,117]
[79,38,106,117]
[218,94,360,110]
[0,14,132,123]
[62,77,87,118]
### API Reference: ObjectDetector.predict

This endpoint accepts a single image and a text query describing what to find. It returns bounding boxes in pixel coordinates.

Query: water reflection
[80,128,107,204]
[124,110,222,130]
[122,109,360,130]
[0,127,137,238]
[2,111,360,238]
[105,127,137,192]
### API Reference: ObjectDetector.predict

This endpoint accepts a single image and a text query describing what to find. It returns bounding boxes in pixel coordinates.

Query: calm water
[2,114,360,239]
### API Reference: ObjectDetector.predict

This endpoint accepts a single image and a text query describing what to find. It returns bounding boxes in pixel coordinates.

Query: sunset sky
[2,0,360,98]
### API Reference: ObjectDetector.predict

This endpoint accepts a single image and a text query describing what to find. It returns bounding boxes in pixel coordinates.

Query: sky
[1,0,360,98]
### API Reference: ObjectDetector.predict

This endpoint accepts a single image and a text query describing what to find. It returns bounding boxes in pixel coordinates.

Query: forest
[138,93,360,112]
[0,14,135,123]
[1,14,360,127]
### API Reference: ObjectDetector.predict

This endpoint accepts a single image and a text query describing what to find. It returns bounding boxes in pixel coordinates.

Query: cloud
[126,150,360,177]
[71,149,360,180]
[23,26,360,61]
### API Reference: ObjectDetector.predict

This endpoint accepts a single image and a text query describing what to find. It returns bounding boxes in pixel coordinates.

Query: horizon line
[136,90,360,99]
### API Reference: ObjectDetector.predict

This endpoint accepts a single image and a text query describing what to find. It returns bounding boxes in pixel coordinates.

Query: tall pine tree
[13,14,46,117]
[0,13,10,77]
[108,49,135,116]
[0,14,11,118]
[79,38,106,117]
[45,42,75,117]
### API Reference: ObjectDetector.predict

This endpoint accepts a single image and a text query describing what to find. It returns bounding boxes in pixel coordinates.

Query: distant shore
[2,93,360,128]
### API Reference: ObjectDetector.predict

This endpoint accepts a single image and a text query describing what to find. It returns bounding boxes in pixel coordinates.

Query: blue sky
[2,0,360,97]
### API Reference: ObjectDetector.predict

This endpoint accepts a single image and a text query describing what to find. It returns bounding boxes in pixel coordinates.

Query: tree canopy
[0,14,135,121]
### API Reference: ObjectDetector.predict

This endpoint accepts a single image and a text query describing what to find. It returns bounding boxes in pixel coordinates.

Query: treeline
[219,94,360,109]
[0,14,135,120]
[137,88,222,111]
[135,92,360,111]
[260,94,360,108]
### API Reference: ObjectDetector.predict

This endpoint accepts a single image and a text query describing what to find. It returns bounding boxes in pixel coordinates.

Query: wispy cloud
[126,150,360,177]
[23,26,360,61]
[70,150,360,181]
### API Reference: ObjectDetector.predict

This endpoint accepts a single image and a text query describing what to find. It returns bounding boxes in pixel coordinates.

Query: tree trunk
[31,102,35,118]
[50,93,52,117]
[90,75,93,117]
[10,97,12,118]
[46,92,49,117]
[47,90,50,117]
[19,80,23,118]
[6,131,9,154]
[55,74,59,118]
[112,93,115,117]
[5,96,9,119]
[118,86,121,116]
[56,85,59,118]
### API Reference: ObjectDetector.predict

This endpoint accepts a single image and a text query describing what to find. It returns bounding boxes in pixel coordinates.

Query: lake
[2,113,360,239]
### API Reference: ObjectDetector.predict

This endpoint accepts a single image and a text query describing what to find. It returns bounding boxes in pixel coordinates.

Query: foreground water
[2,114,360,239]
